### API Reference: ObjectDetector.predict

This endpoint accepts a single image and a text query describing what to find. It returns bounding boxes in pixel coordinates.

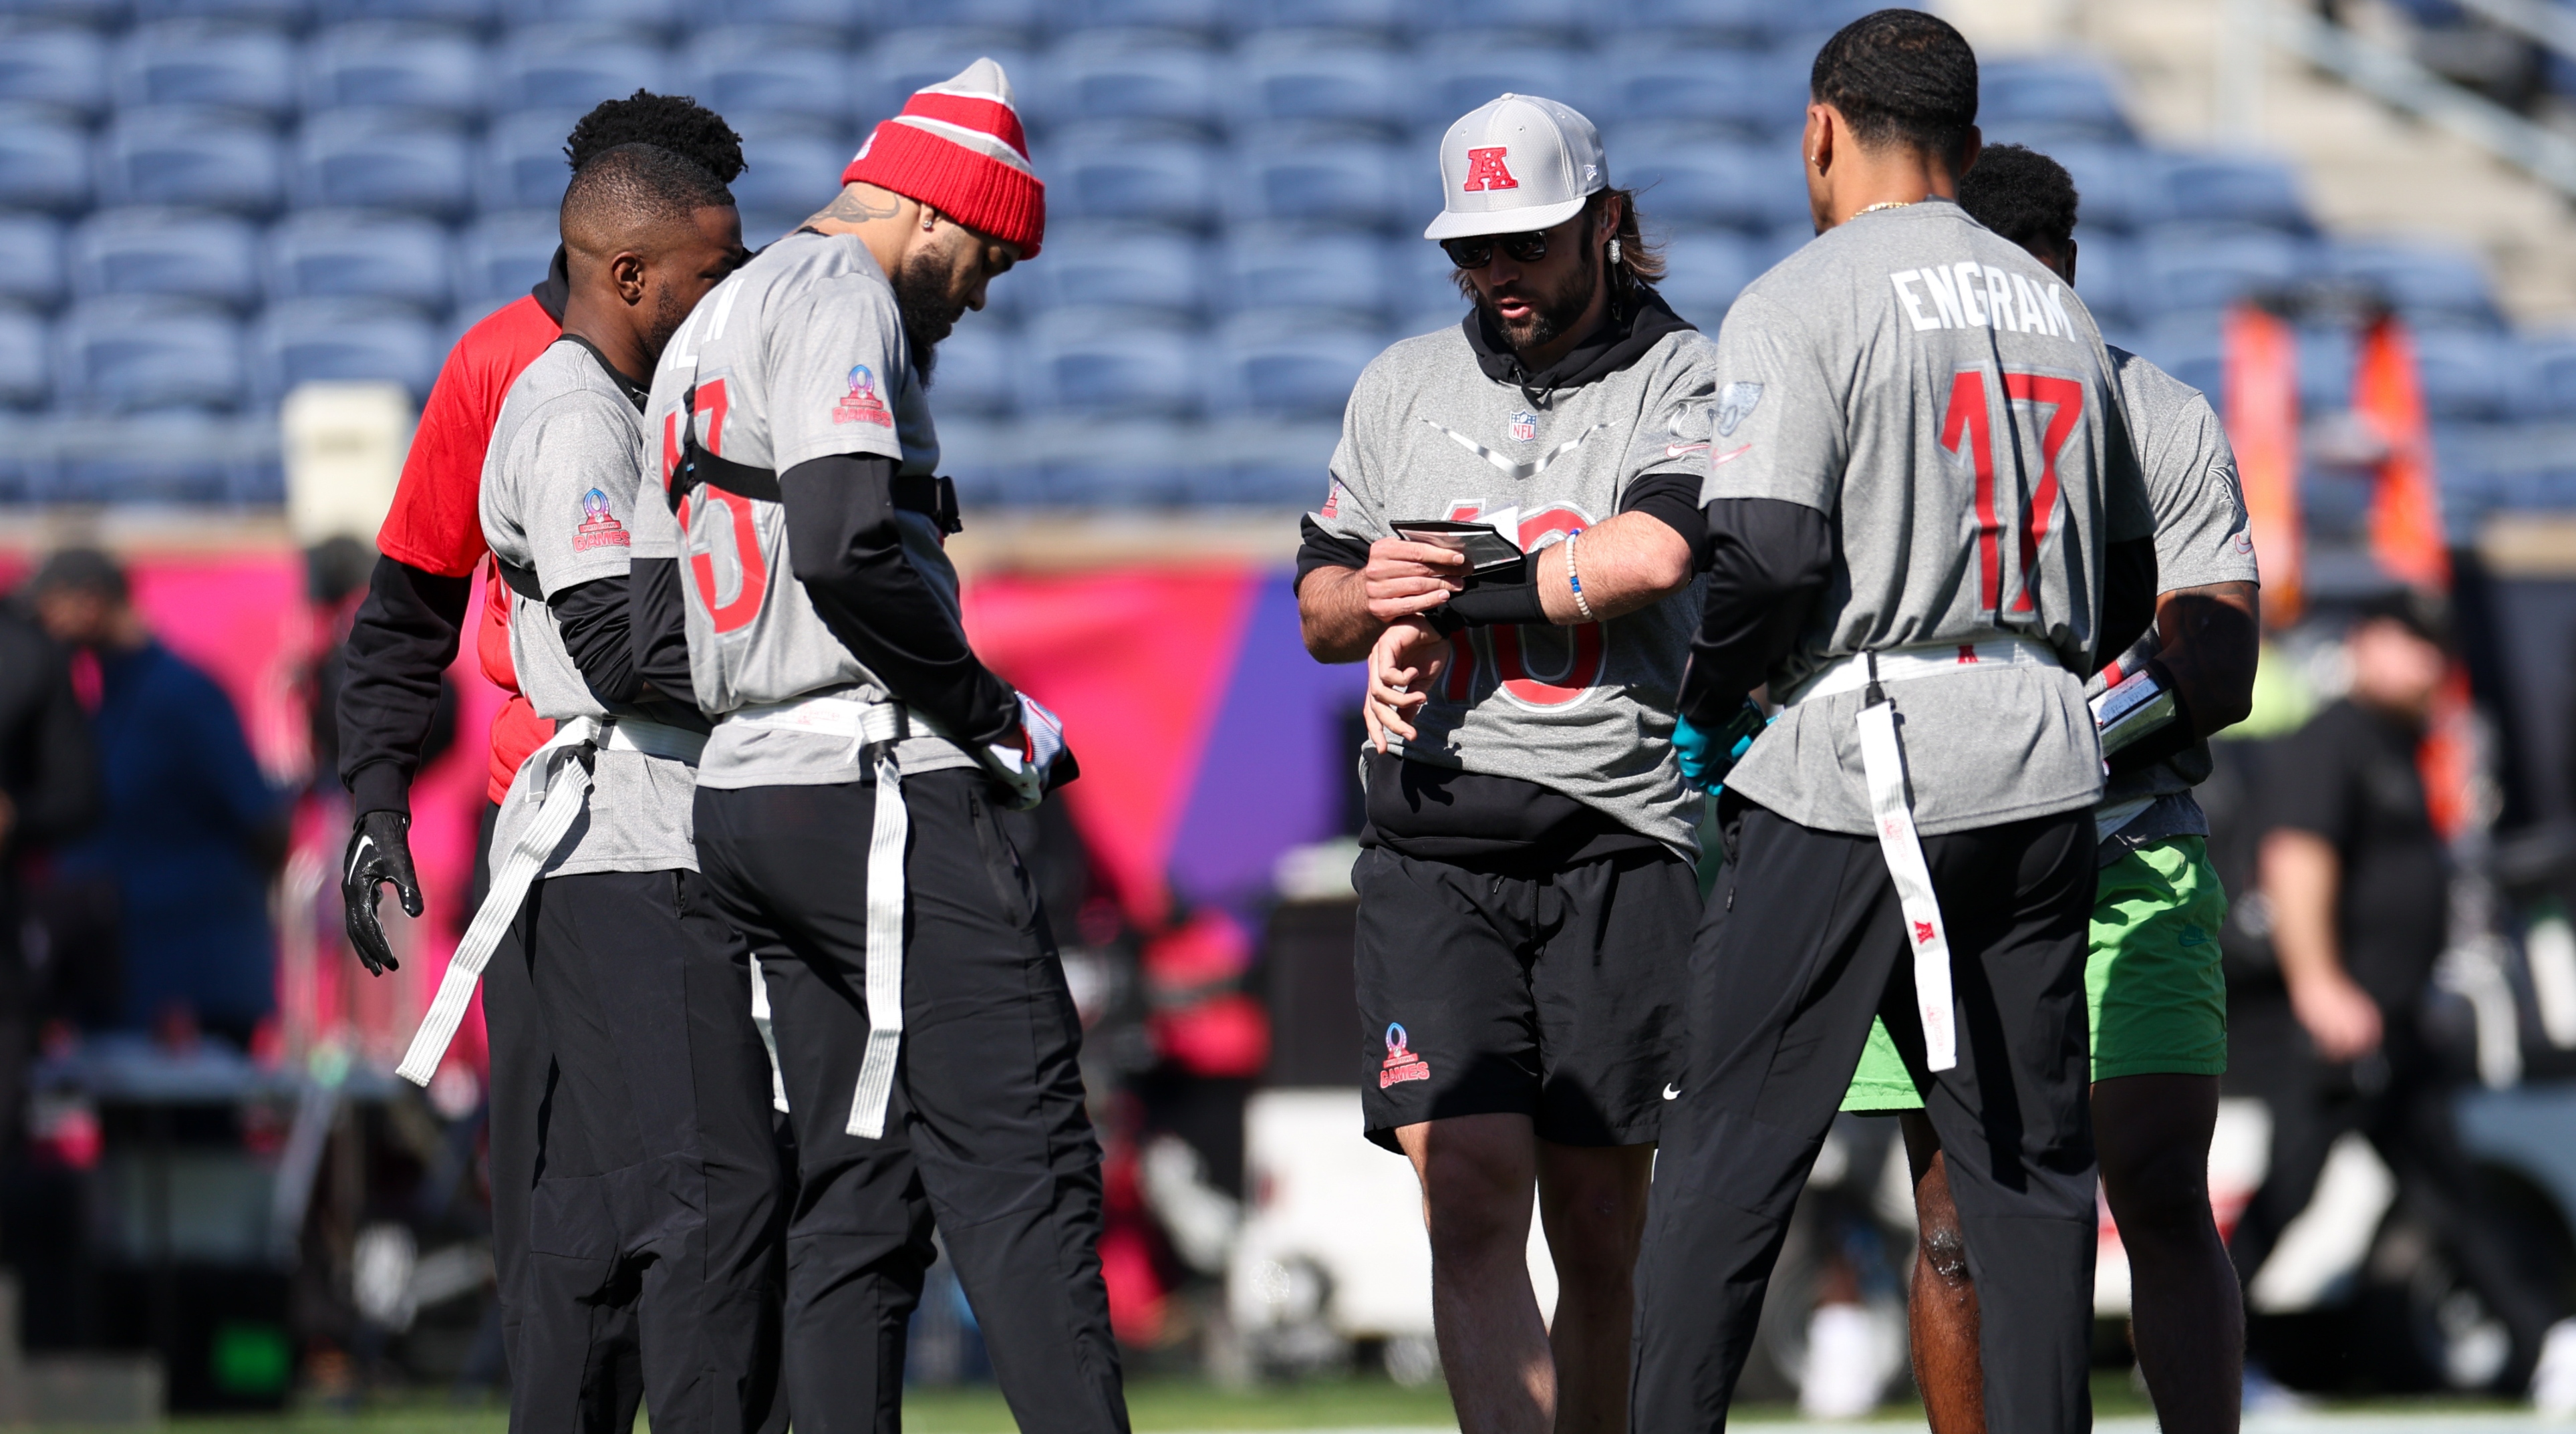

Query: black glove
[342,809,420,976]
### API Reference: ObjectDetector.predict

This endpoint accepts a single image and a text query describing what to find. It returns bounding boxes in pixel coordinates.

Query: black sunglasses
[1441,231,1552,270]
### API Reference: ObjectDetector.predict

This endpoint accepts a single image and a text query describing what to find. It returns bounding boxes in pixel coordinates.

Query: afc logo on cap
[1461,146,1519,192]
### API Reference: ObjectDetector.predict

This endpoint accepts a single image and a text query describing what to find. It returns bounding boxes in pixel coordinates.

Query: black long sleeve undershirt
[2097,536,2160,677]
[778,452,1017,748]
[1678,498,1837,726]
[551,577,643,709]
[338,555,473,818]
[630,556,697,710]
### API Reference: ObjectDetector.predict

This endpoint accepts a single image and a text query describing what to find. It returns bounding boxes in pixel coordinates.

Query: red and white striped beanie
[841,57,1044,258]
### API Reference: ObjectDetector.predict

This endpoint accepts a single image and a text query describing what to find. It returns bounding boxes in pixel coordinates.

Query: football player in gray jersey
[1630,15,2160,1434]
[1297,96,1713,1434]
[457,146,784,1433]
[1841,145,2261,1434]
[628,62,1127,1434]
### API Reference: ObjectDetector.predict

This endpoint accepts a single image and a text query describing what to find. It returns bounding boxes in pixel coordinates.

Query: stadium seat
[1655,229,1762,329]
[478,109,585,214]
[1387,233,1463,316]
[0,308,48,409]
[1051,123,1221,227]
[2408,327,2521,420]
[1022,307,1203,416]
[2160,153,2309,232]
[56,295,245,411]
[707,0,875,34]
[2050,144,2172,235]
[0,22,108,120]
[1020,223,1208,321]
[940,420,1043,508]
[47,411,253,504]
[1195,419,1344,507]
[454,209,557,311]
[1040,421,1192,507]
[886,0,1043,38]
[0,215,64,312]
[1223,133,1407,229]
[301,24,485,120]
[251,297,441,402]
[267,210,452,311]
[1063,0,1229,35]
[1217,227,1391,324]
[0,107,93,213]
[2069,232,2136,327]
[682,27,855,126]
[1977,57,2132,146]
[0,0,127,27]
[1038,33,1220,132]
[865,31,1032,128]
[1419,0,1586,43]
[1596,43,1808,136]
[1614,133,1809,232]
[1210,317,1382,418]
[729,119,852,241]
[315,0,492,21]
[1242,0,1405,34]
[925,323,1014,418]
[2135,226,2309,315]
[519,0,684,34]
[294,110,474,219]
[1583,0,1810,43]
[1410,45,1585,131]
[2293,322,2354,413]
[2326,239,2500,327]
[130,0,311,25]
[2519,335,2576,418]
[95,106,284,214]
[69,207,259,309]
[1231,35,1408,133]
[490,27,668,118]
[112,21,296,120]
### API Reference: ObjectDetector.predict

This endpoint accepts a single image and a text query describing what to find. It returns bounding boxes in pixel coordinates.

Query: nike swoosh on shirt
[1710,443,1752,467]
[1662,1083,1683,1101]
[1664,442,1709,459]
[1423,419,1611,482]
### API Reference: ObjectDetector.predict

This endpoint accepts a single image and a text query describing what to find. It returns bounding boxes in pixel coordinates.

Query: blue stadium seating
[1616,133,1809,231]
[0,0,129,28]
[1655,229,1761,329]
[1412,45,1585,130]
[454,209,557,310]
[1022,307,1203,416]
[0,214,65,311]
[2051,144,2172,234]
[1232,35,1408,132]
[2160,153,2309,232]
[295,110,474,218]
[2519,337,2576,418]
[251,297,440,401]
[1217,228,1391,321]
[490,27,670,116]
[1386,232,1460,315]
[55,296,245,411]
[2410,327,2522,420]
[48,412,253,504]
[0,309,48,409]
[926,323,1015,418]
[1040,422,1192,507]
[683,28,857,125]
[113,22,295,121]
[267,210,451,311]
[1978,58,2132,146]
[301,25,486,120]
[867,31,1032,126]
[95,106,283,213]
[1596,43,1808,135]
[1041,33,1221,131]
[0,108,93,213]
[887,0,1043,37]
[1021,223,1208,320]
[2327,239,2500,327]
[2136,315,2227,400]
[131,0,310,25]
[708,0,875,33]
[69,206,259,308]
[1064,0,1229,35]
[1242,0,1405,33]
[1421,0,1585,45]
[2136,226,2309,313]
[478,109,583,213]
[1224,132,1407,229]
[1052,123,1220,227]
[2293,323,2354,412]
[1211,318,1383,418]
[1201,422,1342,507]
[728,120,852,238]
[1587,0,1872,43]
[521,0,684,34]
[315,0,494,23]
[0,23,108,119]
[2069,233,2134,327]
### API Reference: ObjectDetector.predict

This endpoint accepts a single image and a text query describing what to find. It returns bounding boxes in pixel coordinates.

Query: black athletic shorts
[1351,844,1695,1151]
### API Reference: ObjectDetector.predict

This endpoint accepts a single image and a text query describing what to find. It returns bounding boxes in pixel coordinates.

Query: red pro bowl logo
[1378,1022,1431,1089]
[831,364,893,427]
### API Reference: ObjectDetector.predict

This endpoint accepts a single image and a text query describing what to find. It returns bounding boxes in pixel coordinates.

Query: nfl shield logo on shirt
[1509,410,1538,442]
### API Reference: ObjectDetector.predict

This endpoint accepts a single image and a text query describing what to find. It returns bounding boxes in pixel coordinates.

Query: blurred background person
[30,549,289,1053]
[0,587,99,1171]
[2231,589,2576,1411]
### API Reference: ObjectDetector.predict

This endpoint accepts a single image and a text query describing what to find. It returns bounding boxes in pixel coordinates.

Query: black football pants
[695,770,1129,1434]
[1632,799,2100,1434]
[507,867,788,1434]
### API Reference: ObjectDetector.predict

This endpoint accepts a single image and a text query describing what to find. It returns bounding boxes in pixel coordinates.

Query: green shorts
[1841,835,2229,1112]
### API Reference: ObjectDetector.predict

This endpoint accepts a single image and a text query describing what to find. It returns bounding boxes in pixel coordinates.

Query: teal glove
[1673,700,1765,792]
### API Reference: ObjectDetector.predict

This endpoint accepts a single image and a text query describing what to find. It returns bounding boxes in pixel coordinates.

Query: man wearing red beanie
[629,59,1127,1434]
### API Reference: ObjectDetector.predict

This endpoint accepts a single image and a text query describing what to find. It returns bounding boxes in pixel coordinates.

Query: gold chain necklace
[1854,200,1918,216]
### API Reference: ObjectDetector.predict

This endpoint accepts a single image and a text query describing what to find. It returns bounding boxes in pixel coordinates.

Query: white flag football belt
[397,714,709,1087]
[1781,637,2065,1072]
[722,693,911,1139]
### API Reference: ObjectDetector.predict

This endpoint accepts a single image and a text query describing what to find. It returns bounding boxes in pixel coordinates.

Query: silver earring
[1608,237,1622,265]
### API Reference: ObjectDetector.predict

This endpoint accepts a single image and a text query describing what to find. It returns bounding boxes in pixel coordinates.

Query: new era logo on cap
[1425,93,1606,242]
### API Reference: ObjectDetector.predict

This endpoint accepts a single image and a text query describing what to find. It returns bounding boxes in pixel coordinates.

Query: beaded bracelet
[1566,529,1596,623]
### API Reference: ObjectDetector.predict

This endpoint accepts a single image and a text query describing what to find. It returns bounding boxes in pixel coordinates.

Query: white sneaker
[2531,1317,2576,1417]
[1800,1302,1884,1421]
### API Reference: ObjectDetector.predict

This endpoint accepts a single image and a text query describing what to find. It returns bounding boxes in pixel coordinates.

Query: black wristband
[1443,577,1549,629]
[1426,605,1467,638]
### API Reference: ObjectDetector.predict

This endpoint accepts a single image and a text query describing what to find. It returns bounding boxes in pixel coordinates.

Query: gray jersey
[480,338,700,875]
[629,228,976,788]
[2090,346,2262,851]
[1310,319,1721,857]
[1706,198,2156,838]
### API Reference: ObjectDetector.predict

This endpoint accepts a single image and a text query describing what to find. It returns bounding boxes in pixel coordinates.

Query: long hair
[1449,187,1665,302]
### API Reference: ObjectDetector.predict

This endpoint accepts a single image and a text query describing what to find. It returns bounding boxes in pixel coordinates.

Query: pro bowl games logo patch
[572,488,629,552]
[1378,1022,1430,1089]
[832,364,893,427]
[1509,409,1538,442]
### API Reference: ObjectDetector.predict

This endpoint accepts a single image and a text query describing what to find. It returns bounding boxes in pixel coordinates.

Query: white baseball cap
[1423,93,1608,242]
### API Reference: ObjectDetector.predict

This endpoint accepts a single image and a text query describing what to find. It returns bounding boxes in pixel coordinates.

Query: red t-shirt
[376,294,562,804]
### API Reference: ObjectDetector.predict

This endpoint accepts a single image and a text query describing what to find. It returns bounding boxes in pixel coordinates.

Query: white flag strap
[1852,674,1959,1074]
